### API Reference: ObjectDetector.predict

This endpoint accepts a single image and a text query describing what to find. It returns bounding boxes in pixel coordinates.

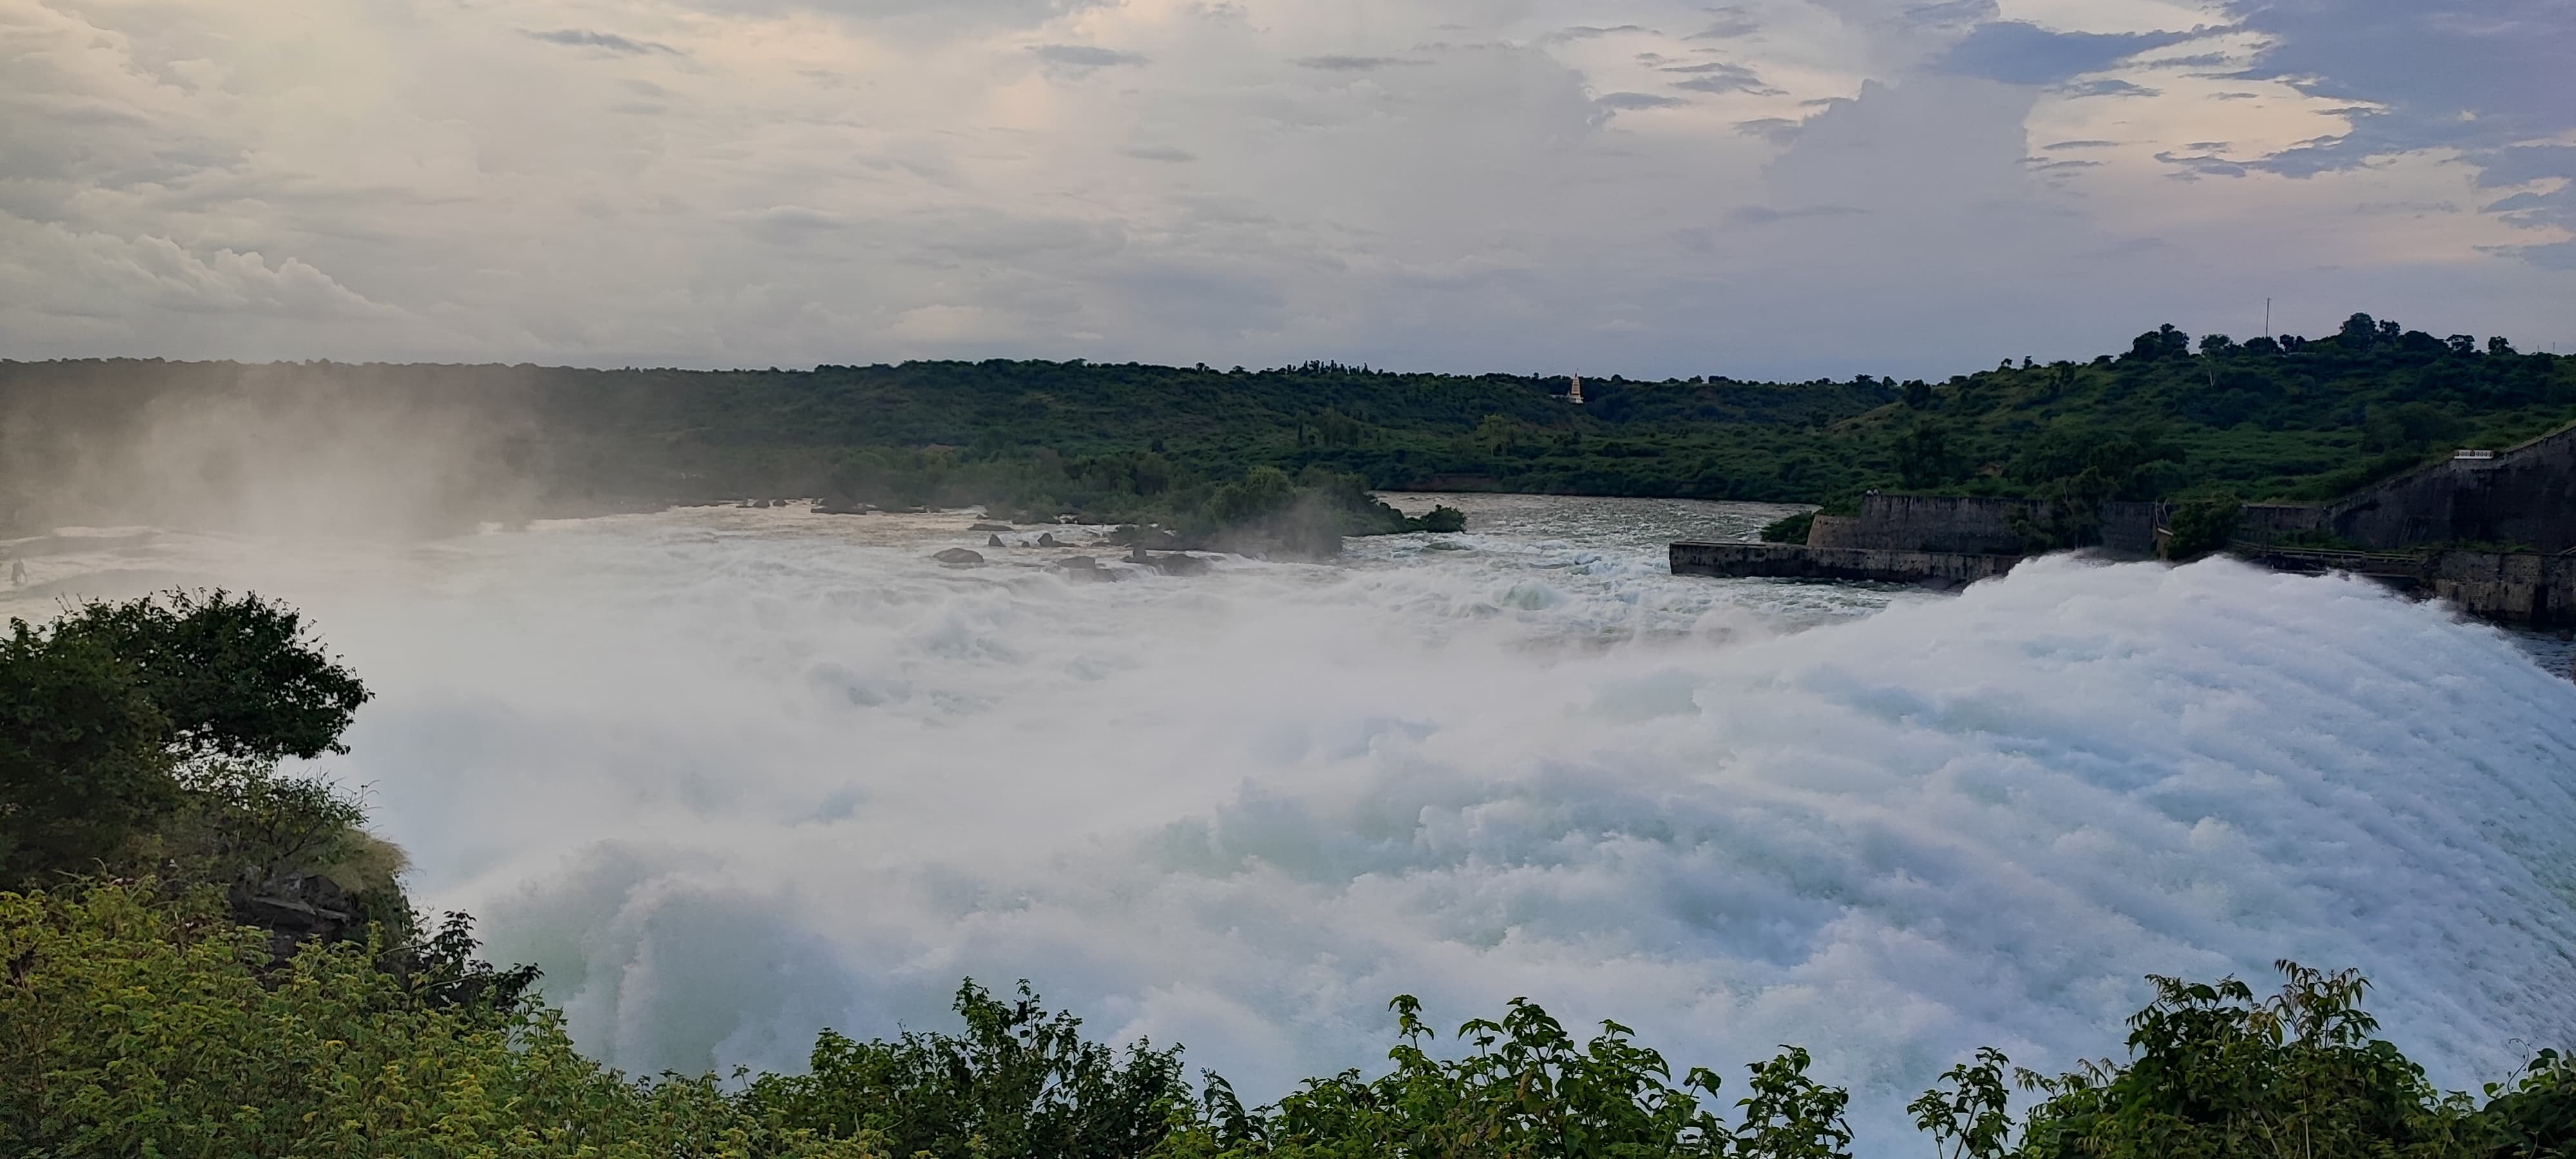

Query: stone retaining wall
[1672,542,2021,588]
[2425,550,2576,627]
[1804,494,2040,554]
[2326,422,2576,552]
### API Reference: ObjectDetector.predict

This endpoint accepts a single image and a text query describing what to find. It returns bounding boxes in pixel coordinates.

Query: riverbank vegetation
[5,590,2572,1156]
[5,315,2570,540]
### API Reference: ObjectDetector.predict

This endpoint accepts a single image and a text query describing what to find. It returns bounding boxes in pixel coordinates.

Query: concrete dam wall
[2322,422,2576,552]
[1805,495,2039,555]
[1671,542,2020,588]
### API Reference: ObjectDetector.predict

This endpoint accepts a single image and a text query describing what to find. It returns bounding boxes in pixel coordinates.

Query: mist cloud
[17,517,2570,1152]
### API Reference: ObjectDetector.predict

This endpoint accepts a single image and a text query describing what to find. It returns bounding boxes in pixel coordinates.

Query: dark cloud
[524,29,679,55]
[2155,151,2247,180]
[1595,92,1687,111]
[1546,25,1647,44]
[2223,0,2572,153]
[2026,158,2101,172]
[1735,117,1805,145]
[1895,0,2001,35]
[1676,75,1784,96]
[2510,242,2576,270]
[2477,145,2576,189]
[2215,0,2576,267]
[2212,91,2259,100]
[1936,21,2202,86]
[2042,139,2117,151]
[2468,144,2576,264]
[1293,55,1414,71]
[2483,191,2550,218]
[1122,147,1197,163]
[1663,62,1784,97]
[2056,79,2160,99]
[1030,44,1149,68]
[1687,7,1761,39]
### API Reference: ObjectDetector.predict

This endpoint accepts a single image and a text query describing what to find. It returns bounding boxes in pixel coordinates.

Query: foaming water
[6,497,2573,1151]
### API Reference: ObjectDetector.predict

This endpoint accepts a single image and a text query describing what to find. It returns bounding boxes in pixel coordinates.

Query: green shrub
[1761,512,1816,543]
[746,981,1191,1159]
[1412,505,1467,533]
[2161,498,2242,561]
[0,881,884,1158]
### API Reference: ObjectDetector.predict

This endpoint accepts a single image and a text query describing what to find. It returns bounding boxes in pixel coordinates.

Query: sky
[2,0,2571,379]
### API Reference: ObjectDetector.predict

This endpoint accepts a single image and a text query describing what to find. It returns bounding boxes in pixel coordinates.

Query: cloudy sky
[3,0,2570,378]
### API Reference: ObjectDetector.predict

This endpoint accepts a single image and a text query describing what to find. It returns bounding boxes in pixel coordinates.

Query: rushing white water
[8,493,2575,1150]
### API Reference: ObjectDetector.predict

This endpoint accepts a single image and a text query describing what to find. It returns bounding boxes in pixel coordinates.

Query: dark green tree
[2161,497,2242,561]
[1893,423,1965,489]
[47,590,371,761]
[1,592,372,886]
[0,623,172,881]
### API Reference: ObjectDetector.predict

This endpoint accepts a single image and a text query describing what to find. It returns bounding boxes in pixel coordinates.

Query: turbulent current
[8,493,2576,1149]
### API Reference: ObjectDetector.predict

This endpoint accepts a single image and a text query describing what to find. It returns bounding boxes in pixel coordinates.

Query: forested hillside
[3,313,2568,534]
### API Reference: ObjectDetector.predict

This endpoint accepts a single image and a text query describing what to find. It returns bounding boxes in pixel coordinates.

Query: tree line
[9,314,2565,538]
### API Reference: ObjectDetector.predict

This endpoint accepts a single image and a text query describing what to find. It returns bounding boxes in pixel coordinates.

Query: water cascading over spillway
[10,500,2574,1153]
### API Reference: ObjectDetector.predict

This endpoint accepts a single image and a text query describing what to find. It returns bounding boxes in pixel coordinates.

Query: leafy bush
[1761,513,1815,543]
[1151,995,1855,1159]
[1412,505,1467,533]
[746,981,1191,1159]
[2007,961,2576,1159]
[2162,498,2243,561]
[0,882,879,1158]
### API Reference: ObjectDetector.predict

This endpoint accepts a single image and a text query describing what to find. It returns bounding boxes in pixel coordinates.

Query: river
[6,493,2573,1150]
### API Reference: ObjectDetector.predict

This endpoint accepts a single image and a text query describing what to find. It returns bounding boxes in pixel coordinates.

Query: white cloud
[0,0,2568,375]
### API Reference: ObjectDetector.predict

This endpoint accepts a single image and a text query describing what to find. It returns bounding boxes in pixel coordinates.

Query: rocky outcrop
[1133,550,1212,576]
[932,547,985,567]
[1054,555,1122,582]
[230,875,366,965]
[1109,525,1188,551]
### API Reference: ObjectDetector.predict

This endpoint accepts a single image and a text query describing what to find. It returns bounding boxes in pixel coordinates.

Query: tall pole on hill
[2265,297,2271,340]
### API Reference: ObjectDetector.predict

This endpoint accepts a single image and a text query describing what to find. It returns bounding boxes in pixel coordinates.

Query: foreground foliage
[7,889,2570,1159]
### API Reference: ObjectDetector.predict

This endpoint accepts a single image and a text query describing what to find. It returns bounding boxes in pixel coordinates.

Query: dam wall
[1683,540,2576,628]
[2425,550,2576,627]
[2324,422,2576,552]
[1810,495,2039,554]
[1672,542,2020,588]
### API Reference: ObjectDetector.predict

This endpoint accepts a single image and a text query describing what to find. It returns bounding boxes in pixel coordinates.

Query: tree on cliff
[1,590,370,885]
